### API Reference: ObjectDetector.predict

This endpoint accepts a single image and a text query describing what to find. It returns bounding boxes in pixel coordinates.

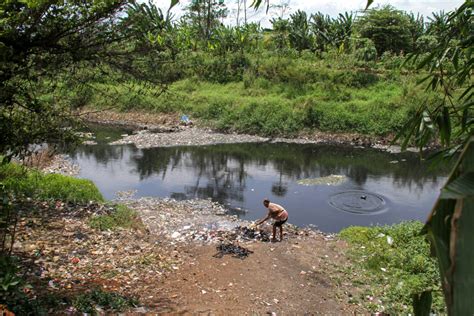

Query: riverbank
[2,144,443,314]
[82,109,419,152]
[3,156,366,314]
[9,193,367,314]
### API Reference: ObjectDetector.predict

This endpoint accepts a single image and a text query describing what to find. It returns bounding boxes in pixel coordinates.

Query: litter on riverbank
[110,128,269,148]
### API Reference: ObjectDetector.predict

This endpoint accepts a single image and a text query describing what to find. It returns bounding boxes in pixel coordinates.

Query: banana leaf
[423,137,474,315]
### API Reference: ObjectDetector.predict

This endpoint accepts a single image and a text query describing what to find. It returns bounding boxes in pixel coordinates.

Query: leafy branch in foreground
[423,136,474,315]
[396,1,473,155]
[0,0,175,161]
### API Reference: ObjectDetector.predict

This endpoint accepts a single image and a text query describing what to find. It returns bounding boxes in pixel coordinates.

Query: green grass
[339,221,445,314]
[0,162,104,203]
[89,204,143,231]
[79,52,440,137]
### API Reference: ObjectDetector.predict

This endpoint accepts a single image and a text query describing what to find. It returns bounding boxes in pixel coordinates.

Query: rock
[133,307,148,313]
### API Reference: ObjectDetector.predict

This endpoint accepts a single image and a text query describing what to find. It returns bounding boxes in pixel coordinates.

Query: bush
[189,52,249,83]
[352,37,377,62]
[380,51,406,69]
[340,222,445,314]
[331,70,379,88]
[0,255,50,315]
[0,162,104,203]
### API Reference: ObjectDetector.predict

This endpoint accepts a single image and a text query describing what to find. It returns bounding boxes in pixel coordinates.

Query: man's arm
[256,210,271,225]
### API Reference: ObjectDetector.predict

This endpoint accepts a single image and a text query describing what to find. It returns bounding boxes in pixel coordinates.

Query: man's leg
[272,224,277,241]
[280,226,283,241]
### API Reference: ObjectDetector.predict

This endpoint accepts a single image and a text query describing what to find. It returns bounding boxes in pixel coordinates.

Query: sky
[157,0,464,27]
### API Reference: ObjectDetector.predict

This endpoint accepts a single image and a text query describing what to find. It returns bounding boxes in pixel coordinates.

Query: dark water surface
[69,125,450,232]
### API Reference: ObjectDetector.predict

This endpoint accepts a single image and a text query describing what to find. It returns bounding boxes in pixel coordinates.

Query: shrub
[352,37,377,62]
[380,51,406,69]
[331,70,379,88]
[0,162,104,203]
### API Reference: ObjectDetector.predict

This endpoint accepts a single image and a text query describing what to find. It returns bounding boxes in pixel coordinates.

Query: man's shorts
[273,218,288,227]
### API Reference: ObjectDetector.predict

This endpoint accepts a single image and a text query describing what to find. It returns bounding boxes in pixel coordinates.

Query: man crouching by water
[256,198,289,242]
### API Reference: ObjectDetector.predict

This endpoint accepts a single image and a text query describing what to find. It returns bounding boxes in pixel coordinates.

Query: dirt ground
[10,200,368,315]
[140,231,366,315]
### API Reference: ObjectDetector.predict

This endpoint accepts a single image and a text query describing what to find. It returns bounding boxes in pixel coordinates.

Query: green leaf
[365,0,374,10]
[440,105,451,147]
[440,172,474,199]
[425,138,474,315]
[412,291,433,316]
[169,0,179,10]
[417,51,437,70]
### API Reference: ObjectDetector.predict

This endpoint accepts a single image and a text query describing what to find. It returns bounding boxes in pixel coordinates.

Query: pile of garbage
[213,243,254,259]
[40,154,80,176]
[109,128,269,149]
[119,197,243,243]
[234,226,271,242]
[11,200,177,314]
[118,196,281,245]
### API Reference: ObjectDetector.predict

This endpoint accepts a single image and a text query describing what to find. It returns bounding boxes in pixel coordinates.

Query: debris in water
[297,175,347,186]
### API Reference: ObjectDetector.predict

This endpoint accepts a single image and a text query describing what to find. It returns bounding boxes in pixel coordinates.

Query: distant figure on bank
[256,198,289,242]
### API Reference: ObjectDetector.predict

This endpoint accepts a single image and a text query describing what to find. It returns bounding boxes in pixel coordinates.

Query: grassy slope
[339,222,444,314]
[77,54,440,138]
[0,162,103,203]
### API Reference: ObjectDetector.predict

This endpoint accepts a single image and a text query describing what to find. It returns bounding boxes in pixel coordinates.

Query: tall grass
[74,52,440,137]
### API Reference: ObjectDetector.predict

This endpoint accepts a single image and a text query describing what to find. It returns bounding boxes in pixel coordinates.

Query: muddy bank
[115,194,332,245]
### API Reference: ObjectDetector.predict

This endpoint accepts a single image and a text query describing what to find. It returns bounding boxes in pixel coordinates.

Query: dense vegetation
[71,4,460,138]
[0,0,472,314]
[340,222,443,314]
[0,162,104,203]
[2,1,470,158]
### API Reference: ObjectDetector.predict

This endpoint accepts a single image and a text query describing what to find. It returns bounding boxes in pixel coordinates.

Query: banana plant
[423,137,474,315]
[288,10,312,51]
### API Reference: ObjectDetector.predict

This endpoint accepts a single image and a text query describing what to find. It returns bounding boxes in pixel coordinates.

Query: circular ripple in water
[328,190,387,215]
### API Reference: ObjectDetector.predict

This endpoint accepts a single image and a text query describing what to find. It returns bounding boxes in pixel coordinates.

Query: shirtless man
[256,198,289,242]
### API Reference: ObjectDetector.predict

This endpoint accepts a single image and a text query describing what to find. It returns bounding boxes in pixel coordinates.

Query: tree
[389,1,473,315]
[184,0,228,43]
[0,0,174,160]
[270,17,289,50]
[309,11,354,53]
[356,5,413,55]
[406,13,425,52]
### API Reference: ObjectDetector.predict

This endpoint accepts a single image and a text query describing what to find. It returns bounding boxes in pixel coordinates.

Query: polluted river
[67,124,450,233]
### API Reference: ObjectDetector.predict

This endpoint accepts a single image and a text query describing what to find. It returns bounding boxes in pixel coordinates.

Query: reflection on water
[69,133,450,232]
